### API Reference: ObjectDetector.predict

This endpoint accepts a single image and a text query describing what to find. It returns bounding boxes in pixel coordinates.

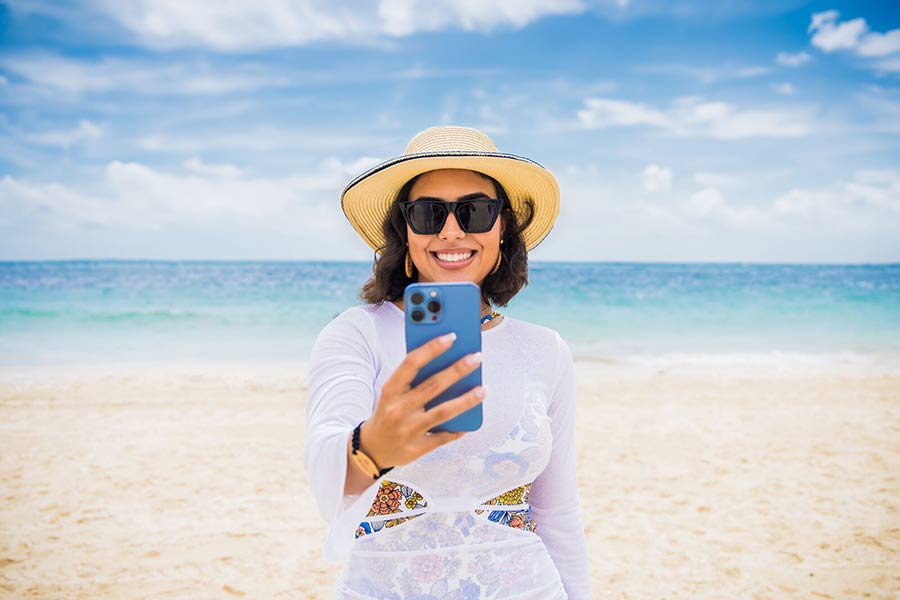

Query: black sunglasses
[399,198,503,235]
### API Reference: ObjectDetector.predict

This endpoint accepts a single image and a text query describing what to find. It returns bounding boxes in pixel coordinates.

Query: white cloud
[856,89,900,133]
[682,170,900,231]
[736,66,770,78]
[640,164,672,193]
[182,157,243,179]
[1,175,111,229]
[772,188,818,217]
[0,52,500,99]
[857,29,900,58]
[773,169,900,221]
[93,0,372,50]
[808,10,838,33]
[693,172,734,187]
[808,10,900,67]
[577,98,668,128]
[0,53,290,95]
[773,82,796,96]
[561,164,900,234]
[686,187,724,217]
[873,56,900,73]
[379,0,584,36]
[635,63,770,85]
[675,186,767,229]
[682,170,900,232]
[577,96,811,139]
[78,0,585,50]
[25,119,103,148]
[809,10,867,52]
[775,51,812,67]
[844,170,900,213]
[137,129,386,154]
[0,156,377,232]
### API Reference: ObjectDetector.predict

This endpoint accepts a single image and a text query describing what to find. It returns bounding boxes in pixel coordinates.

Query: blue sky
[1,0,899,262]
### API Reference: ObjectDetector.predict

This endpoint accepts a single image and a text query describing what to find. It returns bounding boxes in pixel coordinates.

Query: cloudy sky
[1,0,899,262]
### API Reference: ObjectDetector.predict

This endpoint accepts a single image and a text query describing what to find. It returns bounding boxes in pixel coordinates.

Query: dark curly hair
[359,171,535,308]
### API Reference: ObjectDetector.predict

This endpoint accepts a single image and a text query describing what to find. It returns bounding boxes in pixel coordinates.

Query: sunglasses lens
[403,200,499,234]
[457,201,498,233]
[406,202,447,234]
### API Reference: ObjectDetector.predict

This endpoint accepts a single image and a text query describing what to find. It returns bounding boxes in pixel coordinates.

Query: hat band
[342,151,547,196]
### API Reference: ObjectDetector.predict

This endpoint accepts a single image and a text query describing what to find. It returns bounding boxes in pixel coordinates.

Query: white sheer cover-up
[305,302,590,599]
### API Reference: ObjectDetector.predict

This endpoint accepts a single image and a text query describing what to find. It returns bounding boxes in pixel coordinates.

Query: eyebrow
[411,192,492,202]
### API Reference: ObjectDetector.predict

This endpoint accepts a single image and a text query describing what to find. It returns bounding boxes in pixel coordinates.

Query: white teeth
[435,251,473,262]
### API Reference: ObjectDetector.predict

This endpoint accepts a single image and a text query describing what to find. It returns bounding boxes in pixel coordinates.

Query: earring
[405,250,415,278]
[490,242,503,276]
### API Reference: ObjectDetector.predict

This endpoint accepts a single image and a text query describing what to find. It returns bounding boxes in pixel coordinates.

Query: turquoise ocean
[1,261,899,366]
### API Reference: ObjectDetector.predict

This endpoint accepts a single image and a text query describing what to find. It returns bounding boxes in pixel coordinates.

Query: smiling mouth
[431,250,476,263]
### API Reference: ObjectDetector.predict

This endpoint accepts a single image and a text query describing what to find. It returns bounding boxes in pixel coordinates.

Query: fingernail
[440,332,457,344]
[474,386,485,398]
[466,352,482,365]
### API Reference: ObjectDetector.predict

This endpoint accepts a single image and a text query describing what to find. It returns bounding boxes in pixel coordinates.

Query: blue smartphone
[404,281,483,432]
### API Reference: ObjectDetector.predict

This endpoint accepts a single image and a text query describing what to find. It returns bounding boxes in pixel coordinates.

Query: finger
[415,385,486,433]
[405,351,482,410]
[382,332,457,397]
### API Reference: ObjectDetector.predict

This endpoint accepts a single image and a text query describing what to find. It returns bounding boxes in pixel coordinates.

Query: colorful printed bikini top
[356,479,536,539]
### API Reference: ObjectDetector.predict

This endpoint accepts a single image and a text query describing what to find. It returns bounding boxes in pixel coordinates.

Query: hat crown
[404,126,499,155]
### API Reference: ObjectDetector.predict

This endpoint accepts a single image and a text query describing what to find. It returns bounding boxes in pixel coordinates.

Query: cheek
[407,231,430,254]
[477,227,503,251]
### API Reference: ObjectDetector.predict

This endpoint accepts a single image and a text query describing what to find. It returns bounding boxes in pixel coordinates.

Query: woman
[305,126,590,599]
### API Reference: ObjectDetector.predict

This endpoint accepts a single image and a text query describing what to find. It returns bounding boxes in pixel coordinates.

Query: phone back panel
[404,282,483,432]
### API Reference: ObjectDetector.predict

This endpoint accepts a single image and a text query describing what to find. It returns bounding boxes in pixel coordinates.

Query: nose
[439,211,465,240]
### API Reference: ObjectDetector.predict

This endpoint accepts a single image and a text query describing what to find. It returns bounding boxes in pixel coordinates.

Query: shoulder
[311,302,399,351]
[320,302,398,331]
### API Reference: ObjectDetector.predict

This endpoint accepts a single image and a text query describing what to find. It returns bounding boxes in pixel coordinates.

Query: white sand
[0,359,898,599]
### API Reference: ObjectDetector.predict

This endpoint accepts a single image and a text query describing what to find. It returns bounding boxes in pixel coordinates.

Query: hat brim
[341,152,560,253]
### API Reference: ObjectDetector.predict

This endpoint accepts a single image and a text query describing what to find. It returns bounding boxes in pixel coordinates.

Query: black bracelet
[352,421,393,477]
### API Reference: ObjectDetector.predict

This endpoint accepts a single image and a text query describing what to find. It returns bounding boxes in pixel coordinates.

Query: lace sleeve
[304,308,378,523]
[528,332,591,599]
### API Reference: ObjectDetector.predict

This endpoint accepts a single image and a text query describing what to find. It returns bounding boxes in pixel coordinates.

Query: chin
[421,268,487,285]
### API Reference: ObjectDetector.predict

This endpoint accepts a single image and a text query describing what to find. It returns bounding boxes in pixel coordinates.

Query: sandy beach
[1,358,898,599]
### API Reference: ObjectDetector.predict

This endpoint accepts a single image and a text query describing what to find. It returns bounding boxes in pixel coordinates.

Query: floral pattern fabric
[473,483,536,533]
[356,481,535,539]
[355,480,428,539]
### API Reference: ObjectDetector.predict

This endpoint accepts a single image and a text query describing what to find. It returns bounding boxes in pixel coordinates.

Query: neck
[392,299,498,321]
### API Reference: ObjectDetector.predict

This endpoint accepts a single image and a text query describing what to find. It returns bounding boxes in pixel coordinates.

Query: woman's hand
[345,331,484,494]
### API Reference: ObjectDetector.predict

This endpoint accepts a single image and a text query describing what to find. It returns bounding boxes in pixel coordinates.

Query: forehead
[409,169,495,200]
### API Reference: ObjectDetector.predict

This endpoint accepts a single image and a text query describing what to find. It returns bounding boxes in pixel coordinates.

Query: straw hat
[340,126,560,253]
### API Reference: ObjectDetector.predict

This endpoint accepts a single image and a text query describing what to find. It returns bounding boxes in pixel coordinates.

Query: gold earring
[490,248,502,275]
[405,251,415,278]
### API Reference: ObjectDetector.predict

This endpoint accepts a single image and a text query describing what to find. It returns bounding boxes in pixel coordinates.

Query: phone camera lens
[410,292,424,305]
[426,300,441,314]
[411,308,425,322]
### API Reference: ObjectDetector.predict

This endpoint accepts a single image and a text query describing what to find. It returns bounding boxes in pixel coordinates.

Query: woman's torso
[337,302,567,599]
